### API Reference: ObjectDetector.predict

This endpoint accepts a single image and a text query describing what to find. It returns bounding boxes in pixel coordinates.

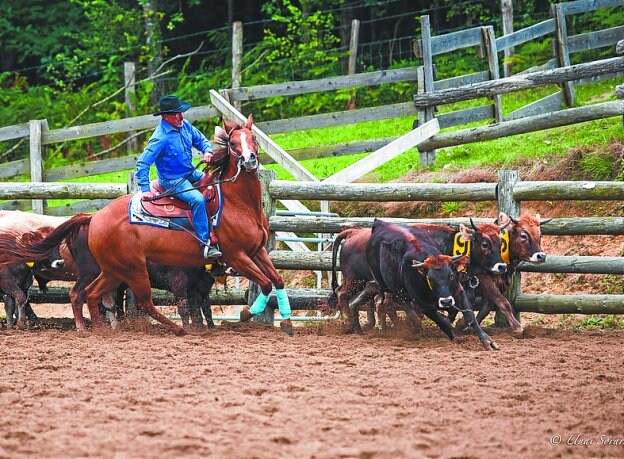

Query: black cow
[366,219,499,350]
[1,263,40,328]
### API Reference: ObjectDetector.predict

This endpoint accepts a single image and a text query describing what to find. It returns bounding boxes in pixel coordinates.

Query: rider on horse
[136,95,222,260]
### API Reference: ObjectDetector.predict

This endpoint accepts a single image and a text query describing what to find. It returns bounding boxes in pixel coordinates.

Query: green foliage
[574,315,624,331]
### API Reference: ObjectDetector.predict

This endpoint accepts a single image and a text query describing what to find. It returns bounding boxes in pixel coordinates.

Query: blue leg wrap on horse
[276,289,291,320]
[250,292,270,315]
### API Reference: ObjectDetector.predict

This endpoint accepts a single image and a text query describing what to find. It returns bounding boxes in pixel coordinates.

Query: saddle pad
[129,192,171,228]
[128,192,222,228]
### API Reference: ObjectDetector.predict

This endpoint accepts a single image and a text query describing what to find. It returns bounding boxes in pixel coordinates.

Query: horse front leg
[230,251,292,335]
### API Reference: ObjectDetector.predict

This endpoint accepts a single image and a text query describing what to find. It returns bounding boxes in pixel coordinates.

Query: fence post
[553,3,575,106]
[29,119,45,214]
[497,169,521,327]
[247,169,277,324]
[231,21,243,111]
[346,18,360,110]
[501,0,514,77]
[416,15,436,166]
[482,26,503,123]
[124,62,138,153]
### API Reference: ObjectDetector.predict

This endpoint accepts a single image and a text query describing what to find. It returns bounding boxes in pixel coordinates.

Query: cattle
[365,219,499,350]
[0,211,75,327]
[329,227,407,333]
[331,216,510,334]
[453,212,548,334]
[1,263,39,328]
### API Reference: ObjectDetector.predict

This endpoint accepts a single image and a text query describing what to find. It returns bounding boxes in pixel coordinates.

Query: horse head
[211,114,259,173]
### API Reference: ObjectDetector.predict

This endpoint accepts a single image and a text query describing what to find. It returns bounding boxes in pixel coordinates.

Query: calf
[329,228,396,333]
[1,263,39,328]
[456,213,548,334]
[366,219,499,350]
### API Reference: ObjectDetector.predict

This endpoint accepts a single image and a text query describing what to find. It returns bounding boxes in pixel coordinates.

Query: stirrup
[203,244,222,259]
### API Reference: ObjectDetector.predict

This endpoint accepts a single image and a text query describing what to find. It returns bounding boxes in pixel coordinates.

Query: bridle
[146,125,257,201]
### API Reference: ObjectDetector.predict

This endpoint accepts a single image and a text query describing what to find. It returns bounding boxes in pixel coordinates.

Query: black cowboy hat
[152,95,192,116]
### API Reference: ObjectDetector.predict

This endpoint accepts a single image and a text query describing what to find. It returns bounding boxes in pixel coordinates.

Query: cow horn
[499,219,511,230]
[411,260,424,269]
[540,218,553,225]
[451,254,465,261]
[469,217,478,230]
[509,215,519,224]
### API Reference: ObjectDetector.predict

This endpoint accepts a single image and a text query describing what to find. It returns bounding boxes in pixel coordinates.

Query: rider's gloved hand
[141,191,153,201]
[203,152,214,164]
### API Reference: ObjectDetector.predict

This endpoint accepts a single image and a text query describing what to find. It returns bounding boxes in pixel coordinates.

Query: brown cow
[454,212,548,334]
[329,227,403,334]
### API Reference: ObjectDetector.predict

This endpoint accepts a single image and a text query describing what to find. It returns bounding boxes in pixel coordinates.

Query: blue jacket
[136,119,212,193]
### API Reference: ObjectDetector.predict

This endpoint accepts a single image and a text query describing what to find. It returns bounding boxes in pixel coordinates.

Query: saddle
[137,179,222,245]
[141,179,219,220]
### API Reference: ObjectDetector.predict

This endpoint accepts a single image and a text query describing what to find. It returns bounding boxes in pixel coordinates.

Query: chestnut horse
[0,115,292,335]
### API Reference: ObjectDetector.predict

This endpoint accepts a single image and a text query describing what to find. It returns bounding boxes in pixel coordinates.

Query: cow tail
[327,230,349,310]
[0,214,92,267]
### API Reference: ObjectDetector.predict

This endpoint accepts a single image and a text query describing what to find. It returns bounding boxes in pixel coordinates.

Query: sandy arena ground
[0,313,622,459]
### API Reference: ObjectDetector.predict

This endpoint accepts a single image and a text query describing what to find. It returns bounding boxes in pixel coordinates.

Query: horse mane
[206,120,245,176]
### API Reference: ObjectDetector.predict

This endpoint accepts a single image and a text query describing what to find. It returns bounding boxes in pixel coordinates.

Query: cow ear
[453,255,469,272]
[459,223,473,239]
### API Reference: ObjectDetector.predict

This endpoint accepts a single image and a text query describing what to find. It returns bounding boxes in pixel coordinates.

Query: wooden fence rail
[4,171,624,317]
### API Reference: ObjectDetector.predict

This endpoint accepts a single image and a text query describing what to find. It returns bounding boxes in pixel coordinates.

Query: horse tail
[0,213,92,267]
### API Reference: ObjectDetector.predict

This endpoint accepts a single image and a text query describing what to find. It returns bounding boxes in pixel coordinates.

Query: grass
[37,76,624,209]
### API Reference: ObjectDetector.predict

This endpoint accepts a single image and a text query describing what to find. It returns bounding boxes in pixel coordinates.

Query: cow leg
[178,298,192,331]
[456,291,499,351]
[400,299,423,333]
[101,291,119,329]
[200,298,215,328]
[24,302,40,326]
[364,300,376,330]
[422,306,456,341]
[373,292,388,335]
[4,295,16,329]
[477,276,523,334]
[69,284,88,331]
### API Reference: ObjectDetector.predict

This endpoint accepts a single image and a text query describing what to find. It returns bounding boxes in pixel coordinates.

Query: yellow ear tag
[26,262,34,267]
[453,232,471,256]
[204,263,213,271]
[499,229,510,264]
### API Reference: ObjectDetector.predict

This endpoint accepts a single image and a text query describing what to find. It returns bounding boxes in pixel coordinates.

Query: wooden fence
[7,170,624,318]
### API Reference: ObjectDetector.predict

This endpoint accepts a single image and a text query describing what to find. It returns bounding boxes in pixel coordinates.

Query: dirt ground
[3,150,624,458]
[1,316,623,459]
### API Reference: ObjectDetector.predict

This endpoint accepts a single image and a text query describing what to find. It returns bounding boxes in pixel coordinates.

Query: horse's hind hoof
[239,307,253,322]
[280,319,293,336]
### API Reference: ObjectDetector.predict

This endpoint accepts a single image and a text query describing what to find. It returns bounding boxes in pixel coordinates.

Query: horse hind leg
[123,274,186,336]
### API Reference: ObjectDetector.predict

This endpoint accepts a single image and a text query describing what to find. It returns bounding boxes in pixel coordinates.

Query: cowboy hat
[152,95,192,116]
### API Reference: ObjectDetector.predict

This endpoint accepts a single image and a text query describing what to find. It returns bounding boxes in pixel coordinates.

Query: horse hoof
[280,319,293,336]
[239,307,253,322]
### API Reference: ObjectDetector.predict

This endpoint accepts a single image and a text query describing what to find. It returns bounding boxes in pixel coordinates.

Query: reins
[143,128,246,202]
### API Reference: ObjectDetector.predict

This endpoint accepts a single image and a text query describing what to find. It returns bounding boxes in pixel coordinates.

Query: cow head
[461,220,508,274]
[412,254,469,309]
[502,212,547,265]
